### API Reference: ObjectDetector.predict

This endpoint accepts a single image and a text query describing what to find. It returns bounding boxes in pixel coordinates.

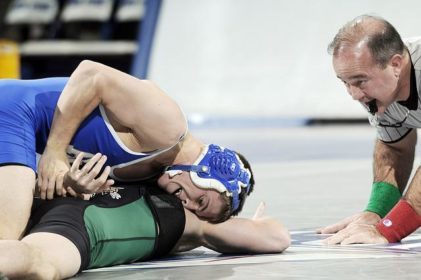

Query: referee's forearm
[373,131,416,193]
[404,167,421,215]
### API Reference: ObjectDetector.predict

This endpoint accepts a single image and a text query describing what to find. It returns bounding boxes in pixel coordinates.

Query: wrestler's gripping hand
[37,148,70,199]
[316,211,381,234]
[63,152,114,196]
[323,223,388,245]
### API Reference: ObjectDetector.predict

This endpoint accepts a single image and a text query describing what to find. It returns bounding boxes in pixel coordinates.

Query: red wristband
[376,199,421,243]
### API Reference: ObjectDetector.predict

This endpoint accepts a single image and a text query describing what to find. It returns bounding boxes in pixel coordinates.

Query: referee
[318,14,421,244]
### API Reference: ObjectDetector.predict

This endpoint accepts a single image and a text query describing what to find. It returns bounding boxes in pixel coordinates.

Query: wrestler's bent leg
[0,165,35,239]
[0,232,81,279]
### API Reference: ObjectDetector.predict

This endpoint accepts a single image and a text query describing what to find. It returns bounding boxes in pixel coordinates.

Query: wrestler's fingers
[46,177,56,200]
[96,178,114,194]
[37,175,43,193]
[71,152,85,172]
[81,153,102,173]
[252,202,266,220]
[86,155,108,182]
[55,174,64,197]
[40,177,54,200]
[66,187,78,198]
[81,193,91,200]
[75,192,85,199]
[97,179,114,193]
[38,169,50,200]
[105,179,114,188]
[61,187,67,197]
[38,177,46,200]
[94,166,112,189]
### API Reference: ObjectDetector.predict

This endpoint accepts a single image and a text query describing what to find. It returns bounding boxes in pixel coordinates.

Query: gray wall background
[149,0,420,121]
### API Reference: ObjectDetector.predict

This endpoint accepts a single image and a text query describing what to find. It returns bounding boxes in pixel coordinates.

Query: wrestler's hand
[63,152,114,195]
[316,211,381,234]
[37,148,70,200]
[323,223,388,245]
[252,202,266,220]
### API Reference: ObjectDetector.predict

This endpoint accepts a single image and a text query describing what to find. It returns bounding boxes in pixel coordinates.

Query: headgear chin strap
[165,144,251,213]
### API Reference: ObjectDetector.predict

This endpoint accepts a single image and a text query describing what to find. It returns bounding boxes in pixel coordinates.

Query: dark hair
[231,151,255,216]
[328,15,405,68]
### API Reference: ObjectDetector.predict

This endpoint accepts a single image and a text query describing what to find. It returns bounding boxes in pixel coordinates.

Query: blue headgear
[165,144,252,213]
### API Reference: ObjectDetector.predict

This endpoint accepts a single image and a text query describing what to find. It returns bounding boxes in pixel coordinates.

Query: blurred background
[1,0,420,125]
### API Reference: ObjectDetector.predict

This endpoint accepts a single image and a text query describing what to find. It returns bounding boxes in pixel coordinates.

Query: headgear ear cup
[165,144,251,213]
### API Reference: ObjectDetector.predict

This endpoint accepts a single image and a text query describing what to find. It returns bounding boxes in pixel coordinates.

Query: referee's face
[333,44,401,115]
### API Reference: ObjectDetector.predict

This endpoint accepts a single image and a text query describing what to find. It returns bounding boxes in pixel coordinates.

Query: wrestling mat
[84,229,421,273]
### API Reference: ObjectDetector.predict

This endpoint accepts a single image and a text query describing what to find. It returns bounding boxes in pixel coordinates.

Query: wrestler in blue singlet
[0,78,174,180]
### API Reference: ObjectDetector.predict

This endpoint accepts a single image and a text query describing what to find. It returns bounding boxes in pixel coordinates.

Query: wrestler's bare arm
[175,204,290,254]
[38,60,187,199]
[48,60,187,153]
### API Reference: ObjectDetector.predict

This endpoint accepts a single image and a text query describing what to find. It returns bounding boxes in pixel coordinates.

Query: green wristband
[365,181,401,218]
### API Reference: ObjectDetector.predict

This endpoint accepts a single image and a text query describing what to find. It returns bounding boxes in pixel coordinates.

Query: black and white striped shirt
[369,37,421,143]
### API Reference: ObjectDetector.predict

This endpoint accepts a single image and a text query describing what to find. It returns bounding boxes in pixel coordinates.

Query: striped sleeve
[375,126,413,143]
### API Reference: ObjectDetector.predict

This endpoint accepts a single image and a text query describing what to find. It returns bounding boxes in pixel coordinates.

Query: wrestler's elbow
[167,116,188,145]
[75,60,102,77]
[273,226,291,252]
[154,124,187,150]
[168,99,188,144]
[278,226,291,252]
[263,219,291,253]
[73,60,103,87]
[156,100,188,146]
[73,60,107,100]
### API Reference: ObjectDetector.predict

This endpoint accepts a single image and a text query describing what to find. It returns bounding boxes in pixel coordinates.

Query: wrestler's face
[157,172,227,222]
[332,44,401,115]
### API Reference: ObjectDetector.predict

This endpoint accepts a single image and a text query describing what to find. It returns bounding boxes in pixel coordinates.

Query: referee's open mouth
[366,99,378,115]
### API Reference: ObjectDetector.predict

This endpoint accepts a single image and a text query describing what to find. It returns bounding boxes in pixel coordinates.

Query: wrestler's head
[157,144,254,223]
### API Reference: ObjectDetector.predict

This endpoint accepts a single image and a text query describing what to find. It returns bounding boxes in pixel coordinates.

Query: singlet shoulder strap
[145,187,185,258]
